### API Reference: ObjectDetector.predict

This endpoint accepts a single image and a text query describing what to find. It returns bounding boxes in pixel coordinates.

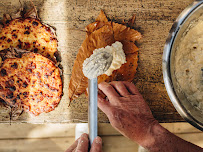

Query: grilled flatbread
[68,11,142,102]
[0,18,58,62]
[0,53,62,116]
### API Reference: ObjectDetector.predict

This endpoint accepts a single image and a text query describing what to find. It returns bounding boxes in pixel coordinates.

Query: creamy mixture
[174,16,203,110]
[83,41,126,79]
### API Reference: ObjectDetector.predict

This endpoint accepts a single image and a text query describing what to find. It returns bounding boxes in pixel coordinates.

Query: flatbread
[0,18,58,62]
[0,53,62,116]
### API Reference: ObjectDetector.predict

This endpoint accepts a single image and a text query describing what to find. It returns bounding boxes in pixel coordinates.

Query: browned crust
[0,53,62,116]
[0,17,58,62]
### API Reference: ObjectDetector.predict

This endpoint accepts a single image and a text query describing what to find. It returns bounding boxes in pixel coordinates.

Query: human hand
[98,81,158,147]
[65,133,102,152]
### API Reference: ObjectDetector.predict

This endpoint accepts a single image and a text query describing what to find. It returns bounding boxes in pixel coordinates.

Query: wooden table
[0,0,194,124]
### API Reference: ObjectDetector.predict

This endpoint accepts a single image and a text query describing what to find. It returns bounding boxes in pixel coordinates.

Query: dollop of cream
[83,41,126,79]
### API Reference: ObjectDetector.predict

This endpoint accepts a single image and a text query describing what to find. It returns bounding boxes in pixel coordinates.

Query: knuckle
[113,81,122,86]
[105,85,113,91]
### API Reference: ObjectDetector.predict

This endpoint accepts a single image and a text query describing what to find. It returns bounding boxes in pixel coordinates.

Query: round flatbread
[0,18,58,62]
[0,53,62,116]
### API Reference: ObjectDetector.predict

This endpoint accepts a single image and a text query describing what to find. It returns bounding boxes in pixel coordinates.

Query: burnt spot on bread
[17,39,23,48]
[24,25,30,30]
[16,94,20,99]
[0,85,3,90]
[32,21,39,27]
[28,62,36,69]
[0,69,7,77]
[11,62,18,69]
[22,82,28,88]
[32,80,36,84]
[11,29,17,34]
[5,79,14,88]
[25,42,31,48]
[6,92,13,99]
[17,44,22,49]
[9,86,16,92]
[23,92,29,96]
[34,48,38,53]
[50,37,57,42]
[45,27,51,33]
[45,83,59,92]
[0,36,6,40]
[26,62,36,73]
[24,31,30,35]
[12,34,17,39]
[27,68,32,73]
[7,38,12,43]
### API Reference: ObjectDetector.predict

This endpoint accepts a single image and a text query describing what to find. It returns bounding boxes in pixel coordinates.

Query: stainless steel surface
[88,78,98,145]
[163,0,203,130]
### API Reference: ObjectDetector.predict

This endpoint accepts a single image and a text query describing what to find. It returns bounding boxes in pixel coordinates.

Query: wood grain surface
[0,0,194,123]
[0,123,202,152]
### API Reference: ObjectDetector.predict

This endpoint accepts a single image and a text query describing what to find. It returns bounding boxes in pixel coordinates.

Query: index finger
[75,133,89,152]
[98,82,120,100]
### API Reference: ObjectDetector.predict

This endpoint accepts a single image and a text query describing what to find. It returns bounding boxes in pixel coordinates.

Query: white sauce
[174,16,203,110]
[83,41,126,79]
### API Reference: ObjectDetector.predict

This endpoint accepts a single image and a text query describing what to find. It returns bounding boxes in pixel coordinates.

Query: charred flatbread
[0,17,58,62]
[0,53,62,116]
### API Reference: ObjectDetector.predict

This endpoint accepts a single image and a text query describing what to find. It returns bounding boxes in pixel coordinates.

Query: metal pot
[162,0,203,131]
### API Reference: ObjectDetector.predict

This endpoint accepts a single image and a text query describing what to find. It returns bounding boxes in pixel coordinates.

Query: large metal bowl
[163,0,203,131]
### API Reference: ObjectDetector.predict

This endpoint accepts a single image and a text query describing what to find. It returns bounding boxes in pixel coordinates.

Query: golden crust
[0,53,62,116]
[68,11,142,102]
[0,18,58,62]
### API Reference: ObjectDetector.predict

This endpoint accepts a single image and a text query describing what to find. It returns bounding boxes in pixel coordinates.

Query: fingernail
[81,133,88,138]
[95,137,102,144]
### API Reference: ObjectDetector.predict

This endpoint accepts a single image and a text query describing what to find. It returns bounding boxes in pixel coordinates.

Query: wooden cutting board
[0,0,194,124]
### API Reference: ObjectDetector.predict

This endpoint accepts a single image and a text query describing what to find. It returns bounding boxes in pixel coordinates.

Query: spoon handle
[88,78,98,145]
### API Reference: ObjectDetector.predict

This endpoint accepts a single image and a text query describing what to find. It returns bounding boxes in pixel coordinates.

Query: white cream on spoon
[83,41,126,79]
